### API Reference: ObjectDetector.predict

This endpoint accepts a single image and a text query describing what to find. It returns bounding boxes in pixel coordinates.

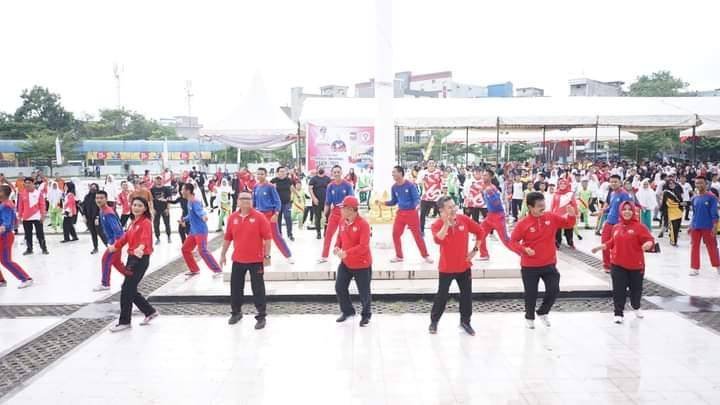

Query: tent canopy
[199,75,297,151]
[444,127,637,144]
[680,121,720,139]
[300,96,720,131]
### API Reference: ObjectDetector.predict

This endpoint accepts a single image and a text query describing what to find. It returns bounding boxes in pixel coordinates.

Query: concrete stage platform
[151,224,610,301]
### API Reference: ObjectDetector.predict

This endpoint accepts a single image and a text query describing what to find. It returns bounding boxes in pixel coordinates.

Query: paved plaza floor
[2,210,720,404]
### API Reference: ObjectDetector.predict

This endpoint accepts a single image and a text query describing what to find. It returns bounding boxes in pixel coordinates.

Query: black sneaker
[577,234,583,240]
[428,321,438,334]
[228,313,243,325]
[289,235,295,242]
[316,234,322,240]
[255,319,266,330]
[336,313,354,323]
[167,236,171,243]
[60,240,69,243]
[155,239,160,245]
[22,250,32,256]
[460,322,475,336]
[90,249,98,255]
[42,249,49,255]
[359,317,370,327]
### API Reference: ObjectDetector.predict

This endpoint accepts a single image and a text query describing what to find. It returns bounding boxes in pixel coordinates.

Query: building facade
[569,78,624,96]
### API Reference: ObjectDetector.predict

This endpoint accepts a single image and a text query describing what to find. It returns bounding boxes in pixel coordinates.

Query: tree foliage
[14,86,75,131]
[627,71,688,97]
[20,129,77,163]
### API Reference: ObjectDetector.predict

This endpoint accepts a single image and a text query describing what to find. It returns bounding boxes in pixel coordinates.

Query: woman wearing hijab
[216,178,233,232]
[60,182,79,243]
[47,181,63,232]
[636,179,657,231]
[660,180,683,246]
[103,175,119,211]
[592,202,655,324]
[552,179,577,248]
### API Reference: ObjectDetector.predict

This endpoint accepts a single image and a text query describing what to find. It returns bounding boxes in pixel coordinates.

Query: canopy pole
[617,126,621,161]
[296,122,301,171]
[465,127,469,167]
[542,126,546,164]
[395,126,400,165]
[693,125,697,164]
[594,121,598,162]
[495,117,500,165]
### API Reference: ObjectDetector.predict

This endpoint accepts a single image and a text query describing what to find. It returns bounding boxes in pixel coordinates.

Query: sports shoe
[212,272,224,279]
[228,313,243,325]
[336,313,354,323]
[359,317,370,327]
[109,324,131,333]
[0,281,7,287]
[22,250,32,256]
[255,318,266,330]
[539,314,551,327]
[460,322,475,336]
[93,285,110,292]
[633,309,644,319]
[390,257,404,263]
[526,319,535,329]
[167,236,172,244]
[42,249,49,255]
[317,257,328,264]
[423,256,434,264]
[287,257,295,264]
[428,321,438,334]
[155,239,160,245]
[140,311,159,326]
[614,316,624,324]
[689,269,700,276]
[18,280,34,289]
[475,256,490,262]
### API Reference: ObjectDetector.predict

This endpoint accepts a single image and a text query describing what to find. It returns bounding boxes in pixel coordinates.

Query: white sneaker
[287,257,295,264]
[634,309,644,319]
[93,285,110,292]
[317,258,328,264]
[140,311,159,326]
[526,319,535,329]
[689,269,700,276]
[422,256,434,264]
[212,272,224,279]
[18,280,34,289]
[539,314,551,327]
[390,257,404,263]
[475,256,490,262]
[109,324,131,333]
[614,316,624,324]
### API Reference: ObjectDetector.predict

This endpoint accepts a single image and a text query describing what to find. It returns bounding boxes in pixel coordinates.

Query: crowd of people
[0,156,718,333]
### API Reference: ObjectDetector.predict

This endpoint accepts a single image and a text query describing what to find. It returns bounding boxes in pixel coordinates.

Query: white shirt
[681,183,692,200]
[512,182,524,199]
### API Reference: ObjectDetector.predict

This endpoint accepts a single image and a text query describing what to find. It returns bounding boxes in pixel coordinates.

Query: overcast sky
[1,0,718,125]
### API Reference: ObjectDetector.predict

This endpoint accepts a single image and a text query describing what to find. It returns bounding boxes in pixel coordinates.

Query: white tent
[444,127,638,144]
[200,75,297,151]
[300,96,720,130]
[680,121,720,138]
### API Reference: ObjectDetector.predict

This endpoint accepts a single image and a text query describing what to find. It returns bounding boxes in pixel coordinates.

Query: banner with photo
[85,151,210,161]
[306,123,374,171]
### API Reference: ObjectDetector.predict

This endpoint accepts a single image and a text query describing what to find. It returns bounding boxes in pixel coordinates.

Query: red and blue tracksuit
[601,190,633,269]
[0,201,31,283]
[322,180,354,258]
[253,182,292,258]
[478,184,512,258]
[99,206,127,287]
[690,192,719,270]
[182,198,222,273]
[385,180,428,259]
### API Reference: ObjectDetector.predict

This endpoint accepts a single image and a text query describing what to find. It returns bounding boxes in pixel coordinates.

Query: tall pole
[296,122,302,171]
[372,0,394,198]
[594,122,598,162]
[617,126,621,161]
[465,127,469,167]
[693,125,697,164]
[495,117,500,165]
[542,126,546,164]
[395,126,401,165]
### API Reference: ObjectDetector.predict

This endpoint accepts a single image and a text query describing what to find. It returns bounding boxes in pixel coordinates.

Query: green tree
[77,109,178,140]
[627,71,688,97]
[14,86,75,131]
[20,129,77,163]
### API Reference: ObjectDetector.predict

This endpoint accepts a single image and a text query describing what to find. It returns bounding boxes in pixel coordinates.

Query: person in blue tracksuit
[94,190,127,291]
[181,183,223,276]
[253,168,293,262]
[0,185,33,288]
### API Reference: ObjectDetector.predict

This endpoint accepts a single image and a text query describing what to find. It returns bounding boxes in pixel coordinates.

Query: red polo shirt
[431,214,485,273]
[224,208,271,263]
[114,216,153,255]
[509,212,576,268]
[335,215,372,269]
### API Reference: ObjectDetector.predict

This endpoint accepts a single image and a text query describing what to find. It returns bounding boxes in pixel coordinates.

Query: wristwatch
[264,255,271,259]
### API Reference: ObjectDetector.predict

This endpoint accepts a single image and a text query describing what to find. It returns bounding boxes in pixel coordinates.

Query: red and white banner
[306,123,374,171]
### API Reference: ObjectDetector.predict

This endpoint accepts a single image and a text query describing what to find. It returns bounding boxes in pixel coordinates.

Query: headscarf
[619,201,639,225]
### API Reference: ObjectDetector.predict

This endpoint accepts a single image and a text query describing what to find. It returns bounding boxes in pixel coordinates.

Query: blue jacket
[184,199,209,235]
[386,181,419,210]
[325,180,354,208]
[606,190,633,225]
[691,192,719,230]
[0,201,17,235]
[99,206,124,244]
[483,185,505,214]
[252,183,281,213]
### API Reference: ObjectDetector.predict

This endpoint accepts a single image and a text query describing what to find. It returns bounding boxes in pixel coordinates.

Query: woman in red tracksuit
[592,201,655,324]
[107,196,158,332]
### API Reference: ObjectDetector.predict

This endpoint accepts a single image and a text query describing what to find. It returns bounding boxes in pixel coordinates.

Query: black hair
[96,190,108,197]
[436,196,454,211]
[393,165,405,176]
[120,180,127,186]
[277,165,286,171]
[65,182,76,194]
[155,175,162,180]
[183,183,195,194]
[318,168,325,175]
[485,169,495,177]
[0,185,11,198]
[332,165,342,171]
[24,177,33,183]
[257,167,267,174]
[131,197,152,220]
[609,174,622,181]
[526,191,544,207]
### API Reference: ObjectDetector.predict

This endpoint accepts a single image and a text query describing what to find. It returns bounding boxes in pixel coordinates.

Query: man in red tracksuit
[430,196,485,336]
[509,191,576,329]
[384,166,431,264]
[333,196,372,326]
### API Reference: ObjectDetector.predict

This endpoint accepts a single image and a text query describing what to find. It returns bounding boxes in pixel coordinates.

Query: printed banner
[85,151,210,161]
[306,123,374,171]
[0,153,16,161]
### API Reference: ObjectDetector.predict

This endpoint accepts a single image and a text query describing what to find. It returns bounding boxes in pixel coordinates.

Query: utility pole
[113,63,123,109]
[185,80,194,117]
